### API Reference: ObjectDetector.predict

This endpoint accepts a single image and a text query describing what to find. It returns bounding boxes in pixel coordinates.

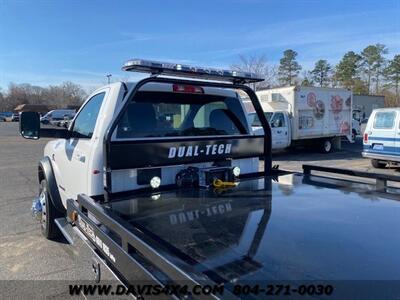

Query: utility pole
[106,74,112,84]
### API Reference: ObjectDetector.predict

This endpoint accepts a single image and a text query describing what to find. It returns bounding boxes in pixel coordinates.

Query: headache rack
[102,59,272,200]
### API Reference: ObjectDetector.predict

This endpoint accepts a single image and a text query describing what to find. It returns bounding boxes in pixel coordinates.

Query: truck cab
[19,59,270,238]
[352,109,362,138]
[249,111,291,149]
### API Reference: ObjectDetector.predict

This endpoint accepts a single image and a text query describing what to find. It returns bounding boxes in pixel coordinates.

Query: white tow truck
[19,60,400,299]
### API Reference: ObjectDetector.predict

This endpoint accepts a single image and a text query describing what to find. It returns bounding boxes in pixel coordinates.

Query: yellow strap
[212,179,237,188]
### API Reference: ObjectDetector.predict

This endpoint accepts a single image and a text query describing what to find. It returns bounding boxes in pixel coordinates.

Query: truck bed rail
[302,164,400,190]
[67,195,226,299]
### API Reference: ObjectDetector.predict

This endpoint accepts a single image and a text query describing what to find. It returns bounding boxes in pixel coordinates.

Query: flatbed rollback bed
[61,165,400,299]
[20,59,400,299]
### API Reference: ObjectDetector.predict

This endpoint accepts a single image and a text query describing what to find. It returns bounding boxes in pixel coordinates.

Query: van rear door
[368,111,397,156]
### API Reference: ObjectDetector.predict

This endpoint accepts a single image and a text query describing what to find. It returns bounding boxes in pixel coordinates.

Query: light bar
[122,59,264,84]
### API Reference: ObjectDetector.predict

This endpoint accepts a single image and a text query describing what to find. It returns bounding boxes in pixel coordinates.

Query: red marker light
[363,133,368,143]
[93,170,100,175]
[173,84,204,94]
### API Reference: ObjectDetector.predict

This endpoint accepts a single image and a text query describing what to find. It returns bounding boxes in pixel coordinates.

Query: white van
[362,108,400,168]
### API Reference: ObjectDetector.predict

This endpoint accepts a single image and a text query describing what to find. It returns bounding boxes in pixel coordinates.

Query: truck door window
[373,112,396,129]
[271,113,285,128]
[249,112,273,127]
[71,92,105,138]
[115,91,249,138]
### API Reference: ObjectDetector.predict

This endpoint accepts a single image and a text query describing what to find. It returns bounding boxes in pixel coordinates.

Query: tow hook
[31,197,42,221]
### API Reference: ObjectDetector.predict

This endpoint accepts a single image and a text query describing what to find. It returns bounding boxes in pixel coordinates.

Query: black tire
[320,139,333,153]
[371,159,386,169]
[352,129,357,140]
[39,179,62,239]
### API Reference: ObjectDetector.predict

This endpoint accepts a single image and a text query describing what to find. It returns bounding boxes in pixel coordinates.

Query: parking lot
[1,122,399,296]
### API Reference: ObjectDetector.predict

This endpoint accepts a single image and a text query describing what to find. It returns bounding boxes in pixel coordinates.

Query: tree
[310,60,332,87]
[0,82,87,112]
[300,71,313,86]
[0,91,4,112]
[360,44,388,94]
[278,49,301,86]
[384,54,400,102]
[231,54,277,90]
[334,51,362,89]
[352,79,369,95]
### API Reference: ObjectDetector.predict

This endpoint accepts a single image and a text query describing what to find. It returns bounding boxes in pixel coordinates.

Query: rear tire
[371,159,386,169]
[352,129,357,140]
[39,179,62,239]
[320,139,333,153]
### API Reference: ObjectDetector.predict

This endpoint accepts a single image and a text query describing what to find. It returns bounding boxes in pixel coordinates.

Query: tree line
[1,44,399,111]
[0,81,87,112]
[232,44,400,106]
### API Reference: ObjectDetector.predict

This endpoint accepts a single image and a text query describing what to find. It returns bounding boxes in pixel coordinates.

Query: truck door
[368,111,397,156]
[58,92,106,200]
[396,113,400,154]
[270,112,290,149]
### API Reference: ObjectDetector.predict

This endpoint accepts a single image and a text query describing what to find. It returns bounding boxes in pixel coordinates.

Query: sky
[0,0,399,91]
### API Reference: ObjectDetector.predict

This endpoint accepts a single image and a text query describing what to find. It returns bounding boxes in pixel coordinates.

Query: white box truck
[247,86,353,153]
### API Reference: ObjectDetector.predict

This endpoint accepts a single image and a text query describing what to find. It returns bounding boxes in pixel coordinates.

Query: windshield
[115,91,249,138]
[249,112,272,127]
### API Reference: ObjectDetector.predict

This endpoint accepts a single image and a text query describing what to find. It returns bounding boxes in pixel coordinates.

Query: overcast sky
[0,0,399,91]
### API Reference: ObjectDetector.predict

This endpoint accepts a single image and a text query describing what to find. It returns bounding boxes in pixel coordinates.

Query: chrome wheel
[39,185,47,229]
[323,140,332,153]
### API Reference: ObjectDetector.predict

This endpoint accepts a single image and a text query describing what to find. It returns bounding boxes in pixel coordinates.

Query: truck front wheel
[320,139,333,153]
[39,179,61,239]
[371,159,387,169]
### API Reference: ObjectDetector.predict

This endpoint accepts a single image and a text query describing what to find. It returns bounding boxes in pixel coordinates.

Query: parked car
[0,112,13,122]
[11,113,19,122]
[362,108,400,168]
[55,114,75,128]
[40,109,76,125]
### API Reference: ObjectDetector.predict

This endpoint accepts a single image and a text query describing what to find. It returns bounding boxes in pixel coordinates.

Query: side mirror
[20,112,40,139]
[19,111,70,140]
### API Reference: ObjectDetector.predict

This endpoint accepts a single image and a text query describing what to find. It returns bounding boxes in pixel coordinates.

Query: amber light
[70,210,78,222]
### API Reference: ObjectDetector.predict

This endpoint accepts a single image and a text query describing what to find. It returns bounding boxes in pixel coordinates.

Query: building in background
[352,95,385,119]
[14,104,53,115]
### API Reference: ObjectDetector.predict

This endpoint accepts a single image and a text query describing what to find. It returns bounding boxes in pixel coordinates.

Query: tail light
[173,84,204,94]
[363,133,368,143]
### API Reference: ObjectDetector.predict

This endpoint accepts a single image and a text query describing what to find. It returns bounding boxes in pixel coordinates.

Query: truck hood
[107,173,400,289]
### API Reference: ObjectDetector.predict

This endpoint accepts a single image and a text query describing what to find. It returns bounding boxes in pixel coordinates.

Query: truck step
[55,218,75,245]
